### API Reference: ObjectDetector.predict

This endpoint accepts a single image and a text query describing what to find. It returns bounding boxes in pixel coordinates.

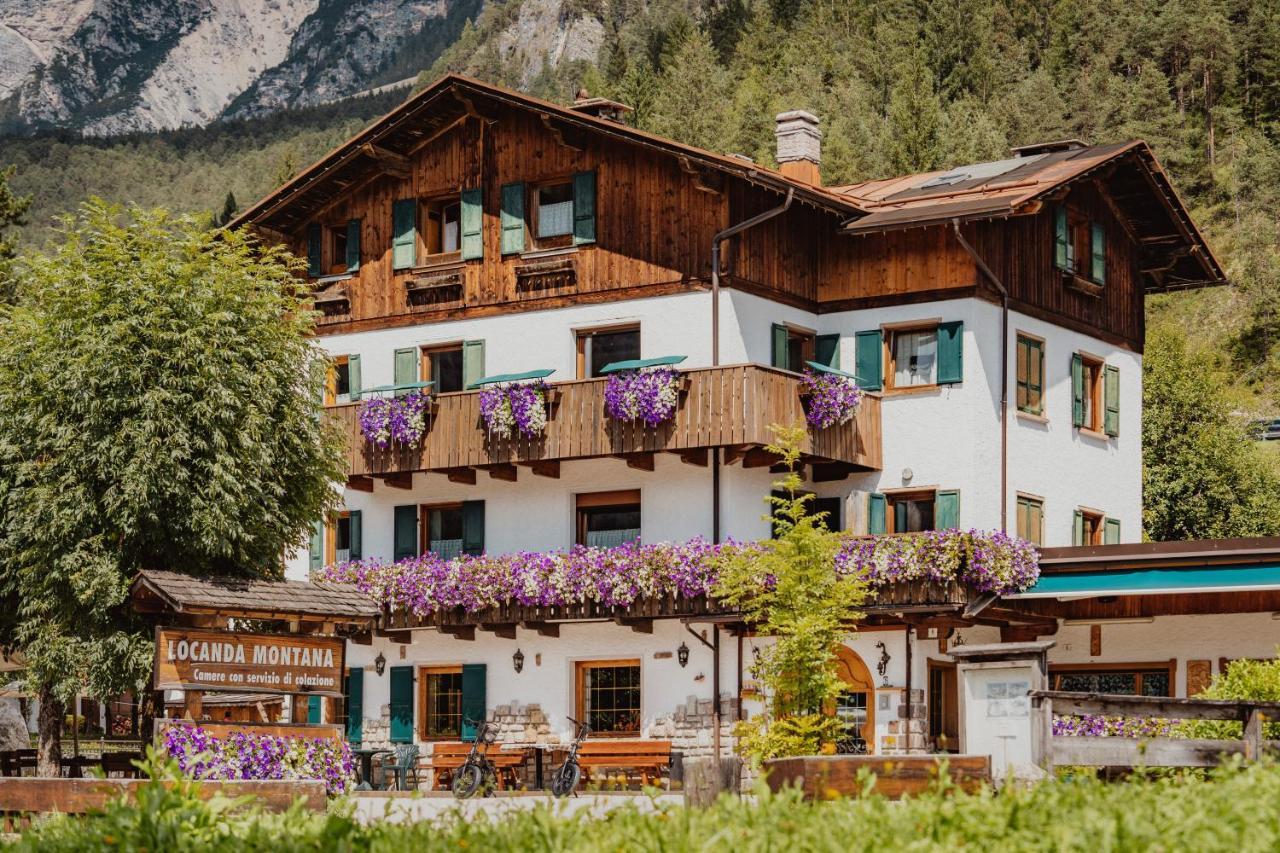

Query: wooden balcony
[328,363,881,485]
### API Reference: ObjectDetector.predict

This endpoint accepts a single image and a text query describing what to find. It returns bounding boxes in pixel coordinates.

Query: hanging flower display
[604,367,681,427]
[835,528,1040,596]
[479,380,549,439]
[357,397,393,449]
[162,724,355,795]
[358,392,432,449]
[1052,715,1175,738]
[800,369,863,429]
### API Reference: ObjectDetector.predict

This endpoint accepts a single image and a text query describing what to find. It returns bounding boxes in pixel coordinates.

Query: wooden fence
[1030,690,1280,771]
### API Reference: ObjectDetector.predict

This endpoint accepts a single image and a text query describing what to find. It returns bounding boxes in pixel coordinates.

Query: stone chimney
[775,110,822,185]
[570,88,633,124]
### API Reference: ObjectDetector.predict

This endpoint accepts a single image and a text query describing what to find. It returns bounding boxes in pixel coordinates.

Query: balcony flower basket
[480,380,550,440]
[162,724,355,795]
[800,368,862,429]
[358,391,431,450]
[604,366,682,427]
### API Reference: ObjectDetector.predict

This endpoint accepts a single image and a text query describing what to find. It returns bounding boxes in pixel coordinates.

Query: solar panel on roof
[914,153,1045,190]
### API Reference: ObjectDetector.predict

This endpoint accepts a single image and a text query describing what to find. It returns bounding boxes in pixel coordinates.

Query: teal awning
[599,355,688,374]
[468,368,556,388]
[1010,564,1280,599]
[360,380,435,395]
[804,361,858,380]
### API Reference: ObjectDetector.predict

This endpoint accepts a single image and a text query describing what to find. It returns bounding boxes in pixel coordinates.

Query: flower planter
[763,754,991,800]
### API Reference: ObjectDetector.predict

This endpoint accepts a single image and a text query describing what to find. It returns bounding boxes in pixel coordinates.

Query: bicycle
[450,718,499,799]
[550,716,591,798]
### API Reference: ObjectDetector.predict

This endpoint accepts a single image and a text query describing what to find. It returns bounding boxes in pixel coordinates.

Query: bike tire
[451,763,484,799]
[550,761,580,798]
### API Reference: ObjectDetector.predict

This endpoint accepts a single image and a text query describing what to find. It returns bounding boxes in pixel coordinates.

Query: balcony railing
[327,363,881,480]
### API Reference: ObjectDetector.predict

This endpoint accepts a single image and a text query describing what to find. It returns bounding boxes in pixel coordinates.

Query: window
[869,489,959,534]
[1051,664,1172,697]
[1073,353,1119,437]
[420,666,464,739]
[422,344,464,394]
[1016,335,1044,415]
[577,326,640,378]
[888,490,935,533]
[534,181,575,245]
[1054,206,1106,285]
[329,226,349,275]
[325,355,353,406]
[576,660,641,736]
[1077,354,1103,432]
[576,490,641,547]
[1016,495,1044,546]
[771,324,815,373]
[1075,507,1104,546]
[325,511,352,563]
[887,327,938,389]
[423,197,462,257]
[422,504,464,560]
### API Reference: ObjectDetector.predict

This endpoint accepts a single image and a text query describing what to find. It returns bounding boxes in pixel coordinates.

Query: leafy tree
[0,165,33,304]
[0,202,344,773]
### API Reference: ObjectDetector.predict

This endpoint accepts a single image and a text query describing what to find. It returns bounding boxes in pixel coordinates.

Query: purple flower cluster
[358,392,431,449]
[835,528,1040,596]
[800,369,862,429]
[162,724,355,795]
[479,381,549,439]
[1053,714,1175,738]
[604,367,681,427]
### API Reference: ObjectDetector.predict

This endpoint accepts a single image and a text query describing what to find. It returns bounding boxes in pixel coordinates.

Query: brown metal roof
[1037,537,1280,574]
[132,570,380,621]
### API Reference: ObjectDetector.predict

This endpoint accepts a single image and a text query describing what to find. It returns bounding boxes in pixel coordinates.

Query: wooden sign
[154,627,346,697]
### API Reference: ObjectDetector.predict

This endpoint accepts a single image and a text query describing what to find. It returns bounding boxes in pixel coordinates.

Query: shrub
[1178,652,1280,740]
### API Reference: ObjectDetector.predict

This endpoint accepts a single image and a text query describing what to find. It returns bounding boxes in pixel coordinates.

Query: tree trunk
[36,686,63,777]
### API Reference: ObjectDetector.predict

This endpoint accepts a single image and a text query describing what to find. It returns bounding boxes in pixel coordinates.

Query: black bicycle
[550,716,591,798]
[451,718,499,799]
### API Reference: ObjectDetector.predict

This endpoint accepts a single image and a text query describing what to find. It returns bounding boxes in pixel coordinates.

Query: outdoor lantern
[513,648,525,673]
[677,641,690,668]
[374,651,386,676]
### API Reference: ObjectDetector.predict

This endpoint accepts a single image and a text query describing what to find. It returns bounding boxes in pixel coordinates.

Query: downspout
[952,220,1010,532]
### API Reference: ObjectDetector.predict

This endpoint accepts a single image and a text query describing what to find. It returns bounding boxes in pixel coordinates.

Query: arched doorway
[833,646,876,754]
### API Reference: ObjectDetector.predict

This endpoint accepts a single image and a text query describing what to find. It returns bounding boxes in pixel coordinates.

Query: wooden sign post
[153,627,347,697]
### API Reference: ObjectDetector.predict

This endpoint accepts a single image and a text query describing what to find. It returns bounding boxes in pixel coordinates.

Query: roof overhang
[1010,563,1280,600]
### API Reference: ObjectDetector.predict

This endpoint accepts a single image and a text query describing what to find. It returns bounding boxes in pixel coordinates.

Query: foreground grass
[18,760,1280,852]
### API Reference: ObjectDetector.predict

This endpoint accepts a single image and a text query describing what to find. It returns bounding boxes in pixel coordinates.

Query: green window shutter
[936,321,964,385]
[308,520,323,572]
[1072,509,1084,546]
[815,334,840,369]
[1103,364,1120,437]
[392,199,417,270]
[394,348,417,397]
[1104,517,1121,545]
[462,340,485,389]
[460,187,483,260]
[393,505,418,561]
[460,664,487,742]
[1054,206,1068,271]
[854,330,883,391]
[573,171,596,245]
[770,323,789,369]
[345,668,364,743]
[867,493,887,535]
[307,224,323,277]
[500,182,526,255]
[348,510,362,560]
[893,502,907,533]
[348,354,362,402]
[1071,353,1084,428]
[307,695,322,724]
[1090,222,1106,284]
[935,490,961,530]
[388,666,414,743]
[346,219,361,272]
[461,500,485,556]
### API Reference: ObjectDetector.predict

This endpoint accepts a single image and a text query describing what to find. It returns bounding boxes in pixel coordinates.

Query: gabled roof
[230,74,866,234]
[831,141,1224,292]
[131,569,380,622]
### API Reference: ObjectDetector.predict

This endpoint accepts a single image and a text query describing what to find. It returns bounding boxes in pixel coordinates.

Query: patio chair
[381,744,421,791]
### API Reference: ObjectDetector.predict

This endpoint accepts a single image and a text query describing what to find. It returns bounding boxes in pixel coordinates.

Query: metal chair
[381,744,421,791]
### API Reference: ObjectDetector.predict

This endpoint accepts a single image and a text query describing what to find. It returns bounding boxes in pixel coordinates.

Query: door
[928,660,959,751]
[833,646,876,754]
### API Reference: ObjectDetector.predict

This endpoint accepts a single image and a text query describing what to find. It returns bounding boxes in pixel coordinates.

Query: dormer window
[1054,206,1105,286]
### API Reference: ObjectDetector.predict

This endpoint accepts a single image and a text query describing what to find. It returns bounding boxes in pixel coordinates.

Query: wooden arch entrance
[834,646,876,754]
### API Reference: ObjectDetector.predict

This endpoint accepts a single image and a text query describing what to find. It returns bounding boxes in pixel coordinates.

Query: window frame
[1016,493,1044,546]
[420,194,464,263]
[420,343,465,395]
[885,488,937,534]
[530,179,576,250]
[574,659,642,738]
[420,502,465,559]
[327,224,350,276]
[324,510,352,564]
[1049,661,1176,697]
[1077,507,1105,546]
[325,355,351,407]
[575,324,641,379]
[575,489,641,547]
[1015,333,1045,417]
[418,664,465,741]
[884,323,941,393]
[1078,353,1105,433]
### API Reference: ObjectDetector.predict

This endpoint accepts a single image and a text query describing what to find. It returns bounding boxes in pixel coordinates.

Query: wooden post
[683,756,742,808]
[184,691,203,722]
[1037,695,1054,775]
[1243,707,1263,762]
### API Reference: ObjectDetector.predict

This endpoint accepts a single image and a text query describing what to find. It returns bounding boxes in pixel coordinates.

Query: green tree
[886,49,943,173]
[0,202,344,773]
[644,28,734,152]
[0,164,33,303]
[214,191,238,227]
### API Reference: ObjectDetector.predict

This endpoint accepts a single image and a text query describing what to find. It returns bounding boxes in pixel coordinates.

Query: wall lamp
[677,642,690,668]
[513,648,525,673]
[374,651,386,676]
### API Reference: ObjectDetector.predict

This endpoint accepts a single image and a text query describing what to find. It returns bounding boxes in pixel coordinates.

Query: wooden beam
[675,448,708,467]
[742,448,778,469]
[454,91,498,124]
[521,460,560,479]
[378,472,413,490]
[810,462,852,482]
[722,445,750,466]
[348,632,373,646]
[677,156,724,195]
[347,475,375,493]
[615,617,654,634]
[485,463,518,482]
[617,452,655,471]
[521,621,560,638]
[480,623,517,640]
[445,467,477,485]
[540,113,586,151]
[359,143,411,179]
[374,629,412,644]
[442,625,476,641]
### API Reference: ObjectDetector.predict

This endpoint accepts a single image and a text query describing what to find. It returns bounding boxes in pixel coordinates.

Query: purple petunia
[359,392,431,449]
[479,381,549,439]
[604,367,681,427]
[800,369,862,429]
[1053,714,1174,738]
[163,724,355,795]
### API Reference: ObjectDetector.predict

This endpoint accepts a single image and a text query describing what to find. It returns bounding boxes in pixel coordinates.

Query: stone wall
[648,693,739,761]
[880,688,927,755]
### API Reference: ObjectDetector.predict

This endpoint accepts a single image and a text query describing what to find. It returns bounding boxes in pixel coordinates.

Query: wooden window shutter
[345,668,364,743]
[394,348,417,396]
[346,219,361,272]
[1053,206,1068,271]
[392,199,417,270]
[462,340,485,389]
[308,520,323,571]
[1071,353,1084,427]
[347,354,361,402]
[1103,364,1120,437]
[935,490,961,529]
[388,666,414,743]
[461,500,485,556]
[1072,509,1084,546]
[815,334,840,369]
[1104,517,1121,544]
[500,182,526,255]
[393,505,418,561]
[770,323,788,369]
[307,224,323,277]
[1090,222,1106,284]
[937,321,964,385]
[573,171,597,245]
[460,187,483,260]
[348,510,362,560]
[460,664,487,742]
[854,330,883,391]
[307,695,322,724]
[867,493,887,535]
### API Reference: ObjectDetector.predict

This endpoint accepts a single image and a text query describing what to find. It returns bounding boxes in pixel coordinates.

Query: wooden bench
[577,739,672,788]
[429,742,527,790]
